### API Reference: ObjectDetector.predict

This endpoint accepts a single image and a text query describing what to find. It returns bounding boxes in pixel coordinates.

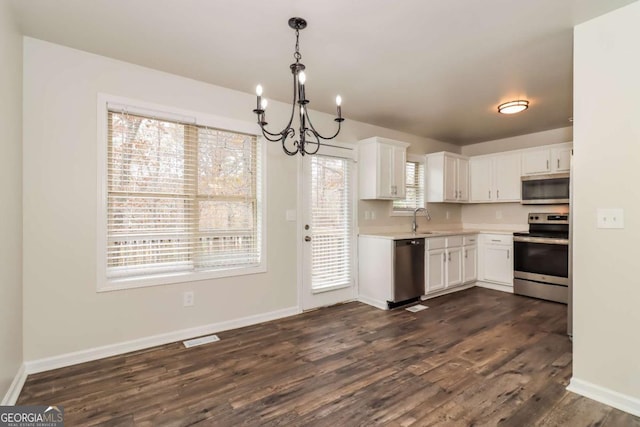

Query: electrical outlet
[364,211,371,220]
[183,291,195,307]
[446,211,450,220]
[371,211,376,220]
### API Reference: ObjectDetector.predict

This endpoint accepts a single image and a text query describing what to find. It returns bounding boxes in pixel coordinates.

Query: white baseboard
[475,281,514,294]
[567,377,640,417]
[1,363,27,405]
[24,306,300,375]
[357,295,388,310]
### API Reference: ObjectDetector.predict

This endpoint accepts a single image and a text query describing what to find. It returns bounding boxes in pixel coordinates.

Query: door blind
[310,156,352,290]
[106,110,261,280]
[393,160,425,211]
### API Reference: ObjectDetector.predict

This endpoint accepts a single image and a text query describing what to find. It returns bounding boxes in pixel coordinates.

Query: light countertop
[358,229,516,240]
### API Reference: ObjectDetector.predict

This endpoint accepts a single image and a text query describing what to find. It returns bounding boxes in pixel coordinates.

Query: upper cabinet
[426,152,469,203]
[522,143,572,175]
[358,137,409,200]
[469,152,521,202]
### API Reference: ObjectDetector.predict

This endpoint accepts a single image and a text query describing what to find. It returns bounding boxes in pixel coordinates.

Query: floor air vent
[183,334,220,348]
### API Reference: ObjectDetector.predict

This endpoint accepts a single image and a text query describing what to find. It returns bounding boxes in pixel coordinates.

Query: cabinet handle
[448,253,451,262]
[547,160,549,170]
[557,159,560,169]
[489,190,491,199]
[443,253,446,263]
[497,189,499,199]
[507,251,510,260]
[491,239,501,242]
[464,249,467,259]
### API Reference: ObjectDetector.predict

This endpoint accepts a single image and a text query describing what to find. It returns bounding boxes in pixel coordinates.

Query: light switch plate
[597,208,624,229]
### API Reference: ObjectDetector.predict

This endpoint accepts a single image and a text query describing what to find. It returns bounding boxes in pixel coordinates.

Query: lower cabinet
[425,235,472,296]
[478,234,513,288]
[463,244,477,284]
[426,248,445,293]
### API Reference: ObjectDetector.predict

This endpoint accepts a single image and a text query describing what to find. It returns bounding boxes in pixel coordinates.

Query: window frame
[390,153,427,216]
[96,94,267,292]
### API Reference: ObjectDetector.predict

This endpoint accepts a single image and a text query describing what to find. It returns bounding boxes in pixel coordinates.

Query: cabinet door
[377,144,394,198]
[463,245,477,284]
[457,158,469,201]
[483,245,513,285]
[392,146,407,198]
[444,155,458,202]
[552,147,571,172]
[426,249,446,293]
[494,153,521,201]
[446,247,463,288]
[522,149,551,175]
[470,157,493,202]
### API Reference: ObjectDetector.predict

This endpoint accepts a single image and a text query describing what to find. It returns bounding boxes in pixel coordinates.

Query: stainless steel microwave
[521,173,570,204]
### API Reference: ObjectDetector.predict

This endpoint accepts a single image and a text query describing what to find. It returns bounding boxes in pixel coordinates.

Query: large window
[100,102,264,290]
[392,155,425,213]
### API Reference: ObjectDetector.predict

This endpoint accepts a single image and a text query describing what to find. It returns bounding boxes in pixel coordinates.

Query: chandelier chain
[294,29,302,62]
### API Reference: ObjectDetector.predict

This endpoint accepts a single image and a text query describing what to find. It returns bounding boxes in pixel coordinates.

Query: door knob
[304,236,312,242]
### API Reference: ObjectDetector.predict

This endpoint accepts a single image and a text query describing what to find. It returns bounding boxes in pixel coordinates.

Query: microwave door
[521,174,570,204]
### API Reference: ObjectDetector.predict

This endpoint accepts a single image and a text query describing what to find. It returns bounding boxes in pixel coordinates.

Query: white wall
[0,0,23,399]
[22,38,459,361]
[460,127,573,228]
[571,1,640,408]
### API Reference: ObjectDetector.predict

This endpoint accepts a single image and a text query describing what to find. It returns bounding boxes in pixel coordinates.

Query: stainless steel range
[513,213,569,304]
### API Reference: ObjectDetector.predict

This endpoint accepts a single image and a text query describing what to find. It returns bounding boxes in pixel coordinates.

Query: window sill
[98,264,267,292]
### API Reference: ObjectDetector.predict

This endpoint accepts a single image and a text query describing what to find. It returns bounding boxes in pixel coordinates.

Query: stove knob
[535,216,539,220]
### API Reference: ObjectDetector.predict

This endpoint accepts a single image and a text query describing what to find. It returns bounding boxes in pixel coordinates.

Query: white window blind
[393,160,425,211]
[310,156,352,290]
[106,110,262,282]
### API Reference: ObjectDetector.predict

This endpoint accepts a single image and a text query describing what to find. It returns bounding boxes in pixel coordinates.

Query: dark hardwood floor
[18,288,640,426]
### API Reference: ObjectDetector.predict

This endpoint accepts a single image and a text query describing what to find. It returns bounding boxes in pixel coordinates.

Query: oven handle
[513,236,569,245]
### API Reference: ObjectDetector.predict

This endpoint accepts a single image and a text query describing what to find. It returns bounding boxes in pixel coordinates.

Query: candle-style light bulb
[261,98,268,109]
[298,71,306,85]
[256,85,263,96]
[336,95,343,119]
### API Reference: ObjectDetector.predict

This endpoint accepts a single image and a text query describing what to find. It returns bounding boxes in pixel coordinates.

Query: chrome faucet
[412,207,432,233]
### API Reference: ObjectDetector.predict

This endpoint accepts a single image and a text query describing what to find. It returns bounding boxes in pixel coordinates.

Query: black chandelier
[253,17,344,156]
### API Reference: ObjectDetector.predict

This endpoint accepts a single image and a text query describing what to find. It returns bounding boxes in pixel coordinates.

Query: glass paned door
[301,146,356,310]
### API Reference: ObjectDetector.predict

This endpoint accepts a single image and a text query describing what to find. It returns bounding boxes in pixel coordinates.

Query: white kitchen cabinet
[425,236,466,295]
[426,152,469,203]
[463,235,478,284]
[552,146,572,172]
[426,248,446,293]
[446,246,463,287]
[469,153,521,202]
[358,137,409,200]
[522,143,572,175]
[478,234,513,288]
[522,149,551,175]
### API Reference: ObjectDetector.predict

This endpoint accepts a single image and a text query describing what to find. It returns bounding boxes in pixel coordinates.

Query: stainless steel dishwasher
[392,238,425,305]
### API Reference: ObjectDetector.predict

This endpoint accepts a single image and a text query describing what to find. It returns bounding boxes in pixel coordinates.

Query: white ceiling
[9,0,637,144]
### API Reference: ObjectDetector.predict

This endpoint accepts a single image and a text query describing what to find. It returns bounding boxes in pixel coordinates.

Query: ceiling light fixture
[253,17,344,156]
[498,100,529,115]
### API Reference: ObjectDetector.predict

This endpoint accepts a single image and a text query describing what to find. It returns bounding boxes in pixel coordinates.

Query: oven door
[513,237,569,285]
